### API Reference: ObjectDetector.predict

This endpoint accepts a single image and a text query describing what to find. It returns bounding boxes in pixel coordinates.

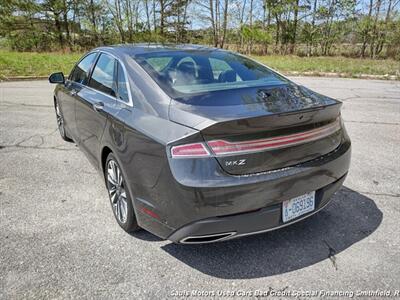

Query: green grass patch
[0,51,82,78]
[252,55,400,77]
[0,50,399,79]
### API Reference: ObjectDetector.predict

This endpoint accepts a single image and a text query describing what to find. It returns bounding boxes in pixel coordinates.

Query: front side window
[116,63,130,103]
[70,52,97,85]
[89,53,116,96]
[134,51,287,97]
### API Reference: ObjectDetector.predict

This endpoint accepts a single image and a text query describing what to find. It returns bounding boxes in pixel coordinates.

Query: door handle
[70,89,78,96]
[93,102,104,112]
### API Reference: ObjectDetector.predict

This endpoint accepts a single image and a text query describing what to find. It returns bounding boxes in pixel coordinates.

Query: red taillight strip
[208,119,341,156]
[171,142,210,158]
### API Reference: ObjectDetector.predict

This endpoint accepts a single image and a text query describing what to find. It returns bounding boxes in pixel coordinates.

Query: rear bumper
[134,139,351,241]
[168,172,347,243]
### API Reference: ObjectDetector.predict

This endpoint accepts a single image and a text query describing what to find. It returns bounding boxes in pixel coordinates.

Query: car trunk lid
[169,83,343,175]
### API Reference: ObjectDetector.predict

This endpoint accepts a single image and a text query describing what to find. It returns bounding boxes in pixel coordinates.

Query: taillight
[171,142,210,158]
[208,118,341,155]
[171,119,340,158]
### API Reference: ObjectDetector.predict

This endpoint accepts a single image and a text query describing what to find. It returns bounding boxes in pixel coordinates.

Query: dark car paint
[53,44,351,243]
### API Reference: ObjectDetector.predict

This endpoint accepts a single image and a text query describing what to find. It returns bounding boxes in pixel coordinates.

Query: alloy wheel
[55,101,65,137]
[106,159,128,224]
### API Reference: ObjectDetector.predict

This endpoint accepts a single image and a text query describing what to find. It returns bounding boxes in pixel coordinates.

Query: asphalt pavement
[0,77,399,299]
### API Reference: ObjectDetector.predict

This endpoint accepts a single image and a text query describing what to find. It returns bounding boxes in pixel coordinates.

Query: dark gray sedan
[49,44,351,244]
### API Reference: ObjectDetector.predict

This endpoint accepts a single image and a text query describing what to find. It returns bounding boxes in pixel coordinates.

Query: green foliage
[241,26,272,44]
[0,0,398,59]
[1,50,399,79]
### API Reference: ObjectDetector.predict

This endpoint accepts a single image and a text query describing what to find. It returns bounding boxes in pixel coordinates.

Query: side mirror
[49,72,65,84]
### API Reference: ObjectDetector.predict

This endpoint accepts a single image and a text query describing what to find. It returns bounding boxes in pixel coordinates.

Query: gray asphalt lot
[0,77,399,299]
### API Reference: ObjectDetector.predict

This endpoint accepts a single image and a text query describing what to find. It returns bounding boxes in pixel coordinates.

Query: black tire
[54,98,73,142]
[105,153,140,233]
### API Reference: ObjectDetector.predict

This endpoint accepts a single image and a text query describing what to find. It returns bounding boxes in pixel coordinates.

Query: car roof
[94,43,222,57]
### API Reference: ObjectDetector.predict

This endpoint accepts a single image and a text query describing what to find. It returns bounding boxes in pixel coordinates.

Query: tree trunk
[62,0,71,50]
[220,0,229,48]
[153,0,157,32]
[290,0,300,54]
[248,0,253,54]
[160,0,165,35]
[361,0,373,58]
[144,0,151,31]
[209,0,218,47]
[239,0,247,52]
[309,0,318,56]
[370,0,382,58]
[54,13,64,50]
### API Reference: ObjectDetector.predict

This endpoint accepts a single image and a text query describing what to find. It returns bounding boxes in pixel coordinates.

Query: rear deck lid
[169,83,343,175]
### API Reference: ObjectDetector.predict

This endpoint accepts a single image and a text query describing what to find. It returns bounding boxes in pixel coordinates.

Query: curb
[0,75,49,82]
[282,71,399,80]
[1,72,398,82]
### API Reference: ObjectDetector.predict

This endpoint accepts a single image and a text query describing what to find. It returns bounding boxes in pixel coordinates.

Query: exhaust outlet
[180,232,236,244]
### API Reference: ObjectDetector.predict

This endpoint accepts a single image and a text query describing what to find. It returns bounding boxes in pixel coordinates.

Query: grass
[0,50,399,79]
[252,55,400,78]
[0,51,82,78]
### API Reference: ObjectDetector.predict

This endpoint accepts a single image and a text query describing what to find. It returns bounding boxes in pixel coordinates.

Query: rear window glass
[133,51,287,97]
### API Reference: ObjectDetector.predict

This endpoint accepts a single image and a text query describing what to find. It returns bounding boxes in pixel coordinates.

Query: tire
[54,98,73,142]
[105,153,140,233]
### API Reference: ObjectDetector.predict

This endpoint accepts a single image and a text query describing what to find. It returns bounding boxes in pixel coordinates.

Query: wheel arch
[101,146,113,173]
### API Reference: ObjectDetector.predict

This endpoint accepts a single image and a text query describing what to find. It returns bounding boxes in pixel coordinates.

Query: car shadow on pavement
[161,186,382,279]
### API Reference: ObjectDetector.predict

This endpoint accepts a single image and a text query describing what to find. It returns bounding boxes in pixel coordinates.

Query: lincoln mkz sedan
[49,44,351,244]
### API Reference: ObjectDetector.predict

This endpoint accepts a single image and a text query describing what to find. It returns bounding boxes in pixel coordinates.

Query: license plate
[282,191,315,223]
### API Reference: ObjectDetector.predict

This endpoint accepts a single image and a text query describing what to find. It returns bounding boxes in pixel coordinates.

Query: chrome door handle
[70,89,78,96]
[93,102,104,112]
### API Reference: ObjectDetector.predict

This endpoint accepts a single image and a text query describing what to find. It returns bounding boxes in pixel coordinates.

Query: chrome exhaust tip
[180,232,236,244]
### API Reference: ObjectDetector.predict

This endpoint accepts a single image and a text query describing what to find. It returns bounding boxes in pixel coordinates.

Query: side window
[70,53,97,85]
[89,53,117,96]
[177,57,198,77]
[116,63,130,103]
[146,57,172,72]
[209,57,242,83]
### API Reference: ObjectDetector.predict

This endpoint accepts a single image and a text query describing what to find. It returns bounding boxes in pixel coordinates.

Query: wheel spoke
[107,173,117,186]
[115,199,121,221]
[112,162,118,184]
[107,159,128,223]
[119,197,127,222]
[107,162,117,183]
[109,187,117,203]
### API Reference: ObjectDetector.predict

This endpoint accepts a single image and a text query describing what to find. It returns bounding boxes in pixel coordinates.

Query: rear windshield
[133,50,288,97]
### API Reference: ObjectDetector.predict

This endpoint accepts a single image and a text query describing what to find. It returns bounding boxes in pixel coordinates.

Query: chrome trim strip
[68,50,134,107]
[180,231,237,244]
[101,51,134,107]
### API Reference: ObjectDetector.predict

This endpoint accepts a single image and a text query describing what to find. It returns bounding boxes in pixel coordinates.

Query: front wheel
[54,98,73,142]
[105,153,140,233]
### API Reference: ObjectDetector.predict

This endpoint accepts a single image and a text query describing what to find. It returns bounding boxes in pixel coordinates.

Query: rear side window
[116,63,129,103]
[146,57,172,72]
[70,52,97,85]
[209,58,240,81]
[89,53,117,96]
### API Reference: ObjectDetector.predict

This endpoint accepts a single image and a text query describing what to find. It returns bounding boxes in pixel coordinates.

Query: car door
[75,52,118,166]
[60,52,98,141]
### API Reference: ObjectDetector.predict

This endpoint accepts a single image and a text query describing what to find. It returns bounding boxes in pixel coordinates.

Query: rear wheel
[105,153,140,233]
[54,98,73,142]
